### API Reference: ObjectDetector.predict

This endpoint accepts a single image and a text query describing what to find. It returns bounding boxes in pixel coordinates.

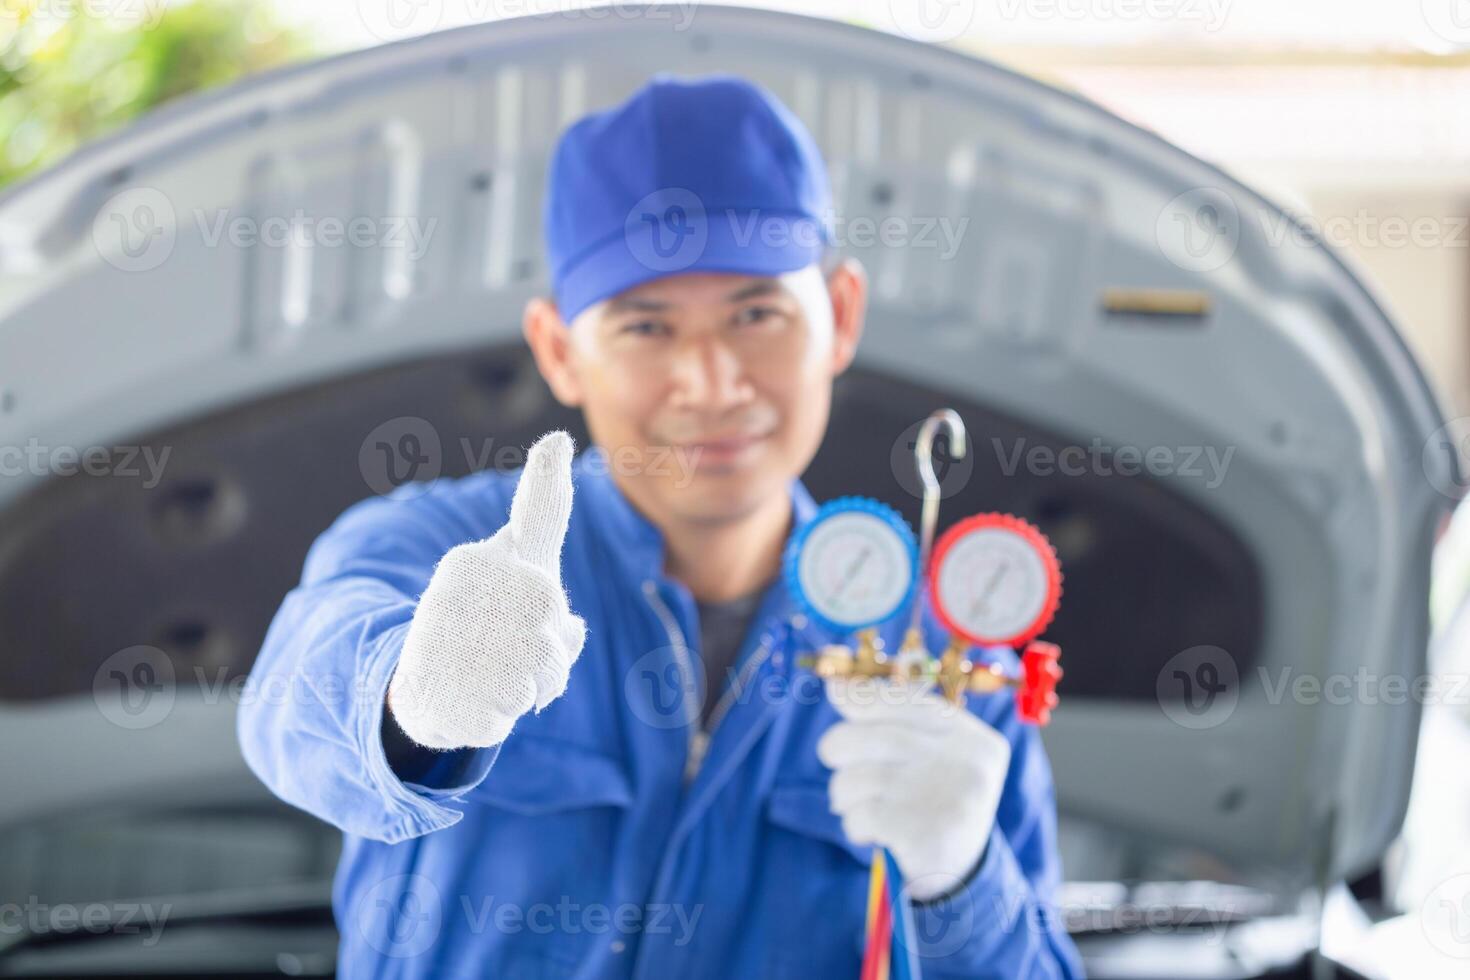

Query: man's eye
[734,305,782,326]
[620,320,667,337]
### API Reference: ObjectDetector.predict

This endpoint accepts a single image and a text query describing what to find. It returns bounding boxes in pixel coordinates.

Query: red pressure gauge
[928,513,1062,649]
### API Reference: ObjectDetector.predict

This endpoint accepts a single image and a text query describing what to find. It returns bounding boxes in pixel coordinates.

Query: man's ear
[826,257,867,376]
[522,297,584,407]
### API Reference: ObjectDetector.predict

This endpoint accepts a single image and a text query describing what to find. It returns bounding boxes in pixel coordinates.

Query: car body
[0,6,1455,977]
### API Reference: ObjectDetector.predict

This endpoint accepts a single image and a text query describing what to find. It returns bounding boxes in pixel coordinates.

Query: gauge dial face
[792,504,916,631]
[931,516,1061,646]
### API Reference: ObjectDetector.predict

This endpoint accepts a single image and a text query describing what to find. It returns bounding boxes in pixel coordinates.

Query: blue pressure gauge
[783,497,919,633]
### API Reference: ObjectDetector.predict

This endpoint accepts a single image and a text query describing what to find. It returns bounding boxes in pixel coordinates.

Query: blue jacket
[238,445,1084,979]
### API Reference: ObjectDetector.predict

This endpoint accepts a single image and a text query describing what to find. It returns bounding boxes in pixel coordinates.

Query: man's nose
[670,335,753,409]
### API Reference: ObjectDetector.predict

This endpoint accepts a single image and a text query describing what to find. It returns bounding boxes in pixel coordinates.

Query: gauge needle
[968,560,1010,617]
[831,545,872,600]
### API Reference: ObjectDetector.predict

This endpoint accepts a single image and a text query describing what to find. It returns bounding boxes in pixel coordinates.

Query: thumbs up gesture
[388,431,588,749]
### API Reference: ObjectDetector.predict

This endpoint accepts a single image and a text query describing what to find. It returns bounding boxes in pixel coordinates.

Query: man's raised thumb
[507,430,576,571]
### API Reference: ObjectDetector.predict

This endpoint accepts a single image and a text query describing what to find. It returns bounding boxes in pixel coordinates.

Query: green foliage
[0,0,319,187]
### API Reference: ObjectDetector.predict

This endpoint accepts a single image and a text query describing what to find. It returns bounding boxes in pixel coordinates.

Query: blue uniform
[238,445,1084,978]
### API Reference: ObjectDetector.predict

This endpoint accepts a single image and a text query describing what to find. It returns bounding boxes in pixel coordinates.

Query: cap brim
[555,210,825,324]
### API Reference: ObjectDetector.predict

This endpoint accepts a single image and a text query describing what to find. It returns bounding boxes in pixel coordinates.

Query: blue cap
[543,73,833,323]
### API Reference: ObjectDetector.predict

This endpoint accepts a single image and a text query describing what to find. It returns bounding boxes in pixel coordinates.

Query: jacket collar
[573,446,887,656]
[573,443,820,582]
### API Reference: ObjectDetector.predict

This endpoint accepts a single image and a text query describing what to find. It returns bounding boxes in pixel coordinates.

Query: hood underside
[0,5,1454,895]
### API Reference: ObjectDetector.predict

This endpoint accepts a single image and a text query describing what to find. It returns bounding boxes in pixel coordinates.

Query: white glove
[817,677,1012,902]
[387,430,587,750]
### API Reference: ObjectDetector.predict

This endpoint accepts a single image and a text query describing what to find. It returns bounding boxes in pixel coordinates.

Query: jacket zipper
[642,580,787,783]
[641,579,704,782]
[632,589,788,979]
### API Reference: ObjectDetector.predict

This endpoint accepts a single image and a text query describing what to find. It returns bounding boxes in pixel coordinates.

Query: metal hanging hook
[909,409,966,633]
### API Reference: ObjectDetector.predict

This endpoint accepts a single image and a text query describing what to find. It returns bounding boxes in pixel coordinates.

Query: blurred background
[5,0,1469,411]
[3,1,1469,977]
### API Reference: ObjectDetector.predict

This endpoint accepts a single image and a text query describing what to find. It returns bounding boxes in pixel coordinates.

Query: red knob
[1018,641,1062,726]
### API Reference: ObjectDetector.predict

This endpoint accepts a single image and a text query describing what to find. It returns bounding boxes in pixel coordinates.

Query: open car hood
[0,4,1454,901]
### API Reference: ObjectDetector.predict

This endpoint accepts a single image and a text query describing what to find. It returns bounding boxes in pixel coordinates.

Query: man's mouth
[677,430,772,467]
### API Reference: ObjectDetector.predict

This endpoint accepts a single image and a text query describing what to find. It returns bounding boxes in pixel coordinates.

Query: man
[239,72,1083,978]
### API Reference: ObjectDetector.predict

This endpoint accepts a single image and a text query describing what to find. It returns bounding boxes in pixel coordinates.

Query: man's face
[525,262,865,527]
